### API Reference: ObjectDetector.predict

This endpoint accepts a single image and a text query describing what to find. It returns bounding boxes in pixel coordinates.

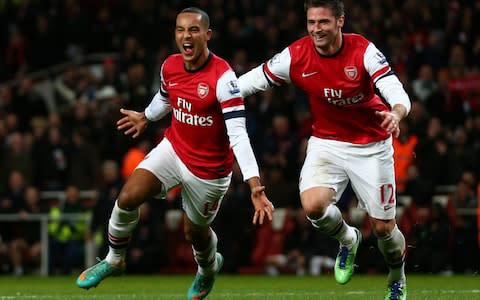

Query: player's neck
[185,49,211,71]
[316,33,343,56]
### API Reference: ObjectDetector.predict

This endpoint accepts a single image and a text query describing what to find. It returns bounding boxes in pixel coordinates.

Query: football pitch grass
[0,274,479,299]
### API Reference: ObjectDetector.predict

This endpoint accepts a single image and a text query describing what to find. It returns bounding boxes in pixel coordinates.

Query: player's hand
[375,110,401,138]
[117,108,149,138]
[250,185,274,226]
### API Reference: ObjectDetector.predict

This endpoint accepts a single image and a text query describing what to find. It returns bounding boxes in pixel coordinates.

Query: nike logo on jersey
[301,71,318,77]
[168,82,178,87]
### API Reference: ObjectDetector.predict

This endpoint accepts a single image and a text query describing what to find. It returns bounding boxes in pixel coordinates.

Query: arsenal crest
[344,66,358,80]
[197,83,209,99]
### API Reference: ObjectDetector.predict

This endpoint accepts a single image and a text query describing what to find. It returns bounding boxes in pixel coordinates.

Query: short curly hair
[304,0,345,19]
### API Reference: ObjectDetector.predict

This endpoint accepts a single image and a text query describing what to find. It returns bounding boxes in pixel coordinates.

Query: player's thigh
[346,139,396,220]
[122,139,181,207]
[299,137,349,203]
[119,169,163,207]
[180,165,231,226]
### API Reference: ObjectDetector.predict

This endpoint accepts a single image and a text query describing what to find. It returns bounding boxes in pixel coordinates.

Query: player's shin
[307,204,356,247]
[105,200,140,264]
[377,225,406,283]
[192,229,218,276]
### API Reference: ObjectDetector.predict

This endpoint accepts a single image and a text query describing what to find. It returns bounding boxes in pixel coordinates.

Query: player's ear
[206,28,213,41]
[337,15,345,28]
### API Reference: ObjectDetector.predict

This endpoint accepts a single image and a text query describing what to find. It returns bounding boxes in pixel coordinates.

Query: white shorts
[299,136,396,220]
[136,138,231,226]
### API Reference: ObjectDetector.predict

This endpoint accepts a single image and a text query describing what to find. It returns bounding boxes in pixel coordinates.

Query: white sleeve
[217,69,260,181]
[225,117,260,181]
[144,91,172,121]
[238,47,292,97]
[364,43,411,114]
[376,75,411,114]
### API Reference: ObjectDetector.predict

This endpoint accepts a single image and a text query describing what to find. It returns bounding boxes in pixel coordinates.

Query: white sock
[377,225,406,283]
[193,229,218,276]
[105,200,140,264]
[308,204,357,248]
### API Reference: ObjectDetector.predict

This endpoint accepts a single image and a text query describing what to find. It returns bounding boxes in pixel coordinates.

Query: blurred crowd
[0,0,479,276]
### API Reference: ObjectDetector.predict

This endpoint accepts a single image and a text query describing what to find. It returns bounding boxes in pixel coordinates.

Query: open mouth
[313,33,327,41]
[183,43,194,55]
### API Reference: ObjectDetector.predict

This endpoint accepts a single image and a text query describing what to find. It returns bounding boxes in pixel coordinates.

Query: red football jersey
[264,34,392,144]
[160,53,244,179]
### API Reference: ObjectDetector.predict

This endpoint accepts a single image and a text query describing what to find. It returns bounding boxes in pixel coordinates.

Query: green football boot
[76,258,125,289]
[385,281,407,300]
[334,228,362,284]
[187,252,223,300]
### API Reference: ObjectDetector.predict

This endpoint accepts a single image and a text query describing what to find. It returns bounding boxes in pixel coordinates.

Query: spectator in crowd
[448,126,478,183]
[4,29,27,77]
[415,117,452,187]
[123,63,150,112]
[0,236,9,274]
[260,114,300,182]
[2,170,27,214]
[393,120,418,194]
[27,14,62,71]
[9,186,45,275]
[409,202,452,274]
[0,132,32,188]
[120,139,151,180]
[0,85,18,117]
[268,208,337,276]
[248,208,295,276]
[88,160,124,258]
[48,185,90,275]
[53,65,81,117]
[263,166,299,209]
[15,76,49,132]
[31,126,68,191]
[446,174,479,273]
[411,64,439,108]
[68,127,101,190]
[98,57,124,97]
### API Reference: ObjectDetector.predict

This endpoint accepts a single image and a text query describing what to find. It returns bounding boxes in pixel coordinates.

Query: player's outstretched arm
[247,176,274,225]
[116,108,149,138]
[375,104,408,138]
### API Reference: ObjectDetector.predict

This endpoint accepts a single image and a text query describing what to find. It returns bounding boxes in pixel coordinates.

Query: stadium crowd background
[0,0,479,276]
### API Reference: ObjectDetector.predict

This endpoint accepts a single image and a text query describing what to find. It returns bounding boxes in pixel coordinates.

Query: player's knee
[184,225,194,244]
[117,186,144,209]
[371,219,395,238]
[301,196,328,218]
[301,188,333,218]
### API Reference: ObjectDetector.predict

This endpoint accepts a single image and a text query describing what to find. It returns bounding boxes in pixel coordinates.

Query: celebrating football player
[238,1,410,299]
[76,7,274,300]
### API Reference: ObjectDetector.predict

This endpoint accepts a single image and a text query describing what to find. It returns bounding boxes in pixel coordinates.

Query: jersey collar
[184,51,213,73]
